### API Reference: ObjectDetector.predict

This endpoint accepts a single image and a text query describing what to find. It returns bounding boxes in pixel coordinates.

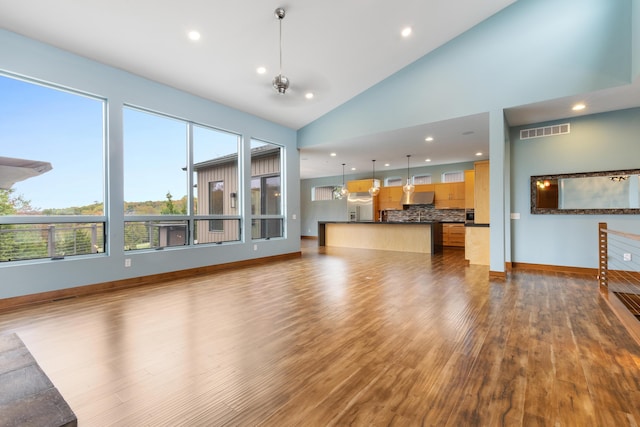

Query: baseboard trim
[301,235,318,240]
[511,262,597,277]
[0,251,302,312]
[489,270,507,280]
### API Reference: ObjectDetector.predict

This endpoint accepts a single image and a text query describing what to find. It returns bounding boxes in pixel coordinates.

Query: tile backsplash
[385,206,464,222]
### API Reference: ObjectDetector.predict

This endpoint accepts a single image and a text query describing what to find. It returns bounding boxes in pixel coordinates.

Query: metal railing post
[598,222,608,289]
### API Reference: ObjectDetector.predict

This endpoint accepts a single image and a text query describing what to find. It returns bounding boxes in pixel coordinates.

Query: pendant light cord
[279,17,283,76]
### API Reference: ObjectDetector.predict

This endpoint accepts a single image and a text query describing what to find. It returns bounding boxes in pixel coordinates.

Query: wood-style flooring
[1,240,640,426]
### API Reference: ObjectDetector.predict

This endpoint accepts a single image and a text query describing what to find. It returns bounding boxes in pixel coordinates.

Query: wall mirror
[531,169,640,214]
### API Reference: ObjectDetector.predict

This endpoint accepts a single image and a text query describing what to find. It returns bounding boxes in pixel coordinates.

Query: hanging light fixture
[369,160,380,196]
[272,7,290,95]
[340,163,350,198]
[403,155,415,194]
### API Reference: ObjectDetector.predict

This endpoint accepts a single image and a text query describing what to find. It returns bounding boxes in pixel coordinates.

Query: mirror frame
[531,169,640,215]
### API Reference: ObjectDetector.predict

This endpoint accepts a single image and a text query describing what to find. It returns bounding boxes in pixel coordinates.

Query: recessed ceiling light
[425,158,431,162]
[425,136,434,142]
[351,167,356,171]
[384,163,390,167]
[187,30,201,41]
[572,103,586,111]
[305,92,314,99]
[401,27,412,38]
[476,152,483,156]
[256,66,267,75]
[330,152,337,157]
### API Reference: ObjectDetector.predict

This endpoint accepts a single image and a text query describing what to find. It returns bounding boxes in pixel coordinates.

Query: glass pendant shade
[403,180,415,194]
[368,159,380,196]
[340,163,349,198]
[403,155,415,194]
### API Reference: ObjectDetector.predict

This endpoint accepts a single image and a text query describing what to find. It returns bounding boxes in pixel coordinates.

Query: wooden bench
[0,333,77,427]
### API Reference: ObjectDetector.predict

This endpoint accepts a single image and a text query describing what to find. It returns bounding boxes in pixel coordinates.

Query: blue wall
[510,108,640,268]
[299,0,633,149]
[0,30,300,299]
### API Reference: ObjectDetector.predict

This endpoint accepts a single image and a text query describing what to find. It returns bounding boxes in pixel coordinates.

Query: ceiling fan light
[273,74,290,94]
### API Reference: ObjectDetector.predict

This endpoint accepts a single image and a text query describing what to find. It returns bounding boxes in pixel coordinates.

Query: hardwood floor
[1,241,640,426]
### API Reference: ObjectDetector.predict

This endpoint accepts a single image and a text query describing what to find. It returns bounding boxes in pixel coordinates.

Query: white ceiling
[1,0,638,180]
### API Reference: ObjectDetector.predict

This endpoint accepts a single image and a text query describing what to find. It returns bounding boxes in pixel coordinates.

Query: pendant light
[403,154,415,194]
[368,160,380,196]
[272,8,290,94]
[340,163,350,198]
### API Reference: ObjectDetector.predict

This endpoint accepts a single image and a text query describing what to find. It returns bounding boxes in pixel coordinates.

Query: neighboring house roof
[193,145,280,171]
[0,156,52,190]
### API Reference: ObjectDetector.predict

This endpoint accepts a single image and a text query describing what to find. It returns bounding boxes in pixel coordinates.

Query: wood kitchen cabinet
[347,179,380,193]
[378,186,403,211]
[434,182,465,209]
[464,170,475,209]
[474,161,490,224]
[442,223,465,247]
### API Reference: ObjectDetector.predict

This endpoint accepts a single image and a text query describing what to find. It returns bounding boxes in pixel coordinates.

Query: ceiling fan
[272,7,290,95]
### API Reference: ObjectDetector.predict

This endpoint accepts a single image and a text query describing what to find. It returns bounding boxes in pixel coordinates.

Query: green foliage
[0,188,35,215]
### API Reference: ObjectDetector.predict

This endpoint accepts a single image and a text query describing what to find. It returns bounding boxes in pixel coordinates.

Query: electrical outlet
[253,244,258,251]
[124,258,131,267]
[623,253,632,262]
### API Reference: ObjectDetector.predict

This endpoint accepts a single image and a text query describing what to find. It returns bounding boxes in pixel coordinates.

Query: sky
[1,74,239,211]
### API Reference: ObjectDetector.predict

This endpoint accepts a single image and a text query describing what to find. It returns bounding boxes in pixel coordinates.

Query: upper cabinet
[434,182,465,209]
[347,179,379,193]
[378,186,403,211]
[474,161,490,224]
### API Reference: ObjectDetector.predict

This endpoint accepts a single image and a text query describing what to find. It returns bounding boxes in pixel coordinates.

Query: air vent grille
[520,123,570,140]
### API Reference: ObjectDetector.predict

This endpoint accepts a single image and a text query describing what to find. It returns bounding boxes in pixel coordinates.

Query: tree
[161,192,186,215]
[0,189,40,261]
[0,188,37,215]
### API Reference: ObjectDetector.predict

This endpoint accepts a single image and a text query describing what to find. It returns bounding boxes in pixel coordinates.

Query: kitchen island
[318,221,442,254]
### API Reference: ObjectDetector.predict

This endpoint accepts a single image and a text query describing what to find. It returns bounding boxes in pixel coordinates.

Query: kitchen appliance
[347,192,374,222]
[401,191,435,206]
[465,209,475,224]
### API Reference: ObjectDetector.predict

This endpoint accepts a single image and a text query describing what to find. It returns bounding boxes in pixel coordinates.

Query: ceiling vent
[520,123,570,140]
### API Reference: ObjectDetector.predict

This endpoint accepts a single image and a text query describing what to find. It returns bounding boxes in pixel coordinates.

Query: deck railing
[598,222,640,321]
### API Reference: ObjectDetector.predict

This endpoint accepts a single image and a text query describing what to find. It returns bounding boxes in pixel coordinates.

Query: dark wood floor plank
[1,242,640,426]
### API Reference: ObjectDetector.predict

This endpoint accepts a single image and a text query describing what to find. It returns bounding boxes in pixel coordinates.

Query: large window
[124,109,241,248]
[250,139,283,239]
[123,108,187,216]
[0,74,106,262]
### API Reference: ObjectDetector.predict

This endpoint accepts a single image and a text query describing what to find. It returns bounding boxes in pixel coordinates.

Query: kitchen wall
[300,161,474,236]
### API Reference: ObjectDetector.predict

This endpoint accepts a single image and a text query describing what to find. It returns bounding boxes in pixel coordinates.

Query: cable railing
[0,222,104,262]
[598,222,640,322]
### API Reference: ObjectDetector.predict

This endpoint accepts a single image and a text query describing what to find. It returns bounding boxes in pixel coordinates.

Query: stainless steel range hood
[401,191,435,206]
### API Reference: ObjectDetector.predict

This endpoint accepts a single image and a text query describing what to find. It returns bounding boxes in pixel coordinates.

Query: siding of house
[195,152,280,244]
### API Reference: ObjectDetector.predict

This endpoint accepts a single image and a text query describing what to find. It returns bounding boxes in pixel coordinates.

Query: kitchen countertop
[318,221,440,225]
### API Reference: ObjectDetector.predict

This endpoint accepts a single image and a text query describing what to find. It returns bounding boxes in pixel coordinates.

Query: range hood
[401,191,435,206]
